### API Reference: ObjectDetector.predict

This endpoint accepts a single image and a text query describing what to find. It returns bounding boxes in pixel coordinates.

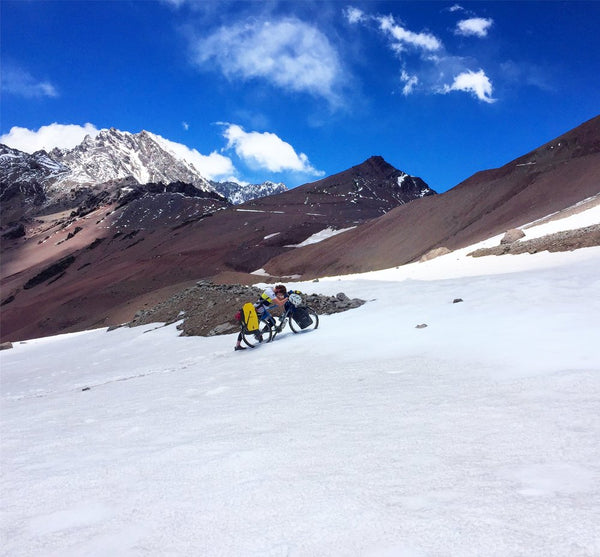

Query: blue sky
[1,1,599,192]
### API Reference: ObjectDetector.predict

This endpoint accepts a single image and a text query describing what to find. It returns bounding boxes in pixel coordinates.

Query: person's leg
[235,331,246,350]
[261,308,276,328]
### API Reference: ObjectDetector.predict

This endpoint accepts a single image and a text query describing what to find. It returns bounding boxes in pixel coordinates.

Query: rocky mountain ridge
[0,144,70,184]
[211,180,287,205]
[0,128,288,216]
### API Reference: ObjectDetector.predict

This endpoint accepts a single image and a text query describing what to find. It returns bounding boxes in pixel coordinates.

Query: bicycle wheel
[289,306,319,333]
[241,320,273,348]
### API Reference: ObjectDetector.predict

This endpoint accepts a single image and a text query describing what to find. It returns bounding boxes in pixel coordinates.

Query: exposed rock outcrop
[420,247,451,262]
[125,281,365,337]
[468,224,600,257]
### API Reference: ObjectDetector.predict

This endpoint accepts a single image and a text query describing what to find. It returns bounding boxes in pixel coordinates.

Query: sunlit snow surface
[287,226,356,247]
[2,206,600,556]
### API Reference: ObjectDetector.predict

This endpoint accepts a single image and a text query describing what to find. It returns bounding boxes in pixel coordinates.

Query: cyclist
[235,284,289,351]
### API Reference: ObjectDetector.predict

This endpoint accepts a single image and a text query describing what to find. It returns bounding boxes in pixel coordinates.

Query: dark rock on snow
[469,224,600,257]
[125,281,365,338]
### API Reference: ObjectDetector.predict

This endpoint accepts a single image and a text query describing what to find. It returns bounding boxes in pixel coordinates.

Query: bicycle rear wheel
[289,306,319,333]
[241,320,273,348]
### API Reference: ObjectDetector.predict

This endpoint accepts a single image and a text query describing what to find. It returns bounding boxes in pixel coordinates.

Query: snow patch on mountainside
[287,226,356,247]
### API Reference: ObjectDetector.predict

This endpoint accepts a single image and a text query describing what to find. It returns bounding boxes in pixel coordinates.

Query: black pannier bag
[292,307,313,329]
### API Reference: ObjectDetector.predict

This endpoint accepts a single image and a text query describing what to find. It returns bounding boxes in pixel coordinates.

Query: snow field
[2,209,600,555]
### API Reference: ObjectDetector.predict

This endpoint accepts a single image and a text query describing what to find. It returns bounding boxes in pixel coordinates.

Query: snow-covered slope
[2,206,599,556]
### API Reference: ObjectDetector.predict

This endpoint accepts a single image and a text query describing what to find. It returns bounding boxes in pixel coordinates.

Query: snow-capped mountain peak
[211,179,288,204]
[1,127,289,205]
[48,128,214,192]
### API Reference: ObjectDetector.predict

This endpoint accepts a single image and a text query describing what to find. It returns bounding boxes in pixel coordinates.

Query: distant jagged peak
[211,179,288,204]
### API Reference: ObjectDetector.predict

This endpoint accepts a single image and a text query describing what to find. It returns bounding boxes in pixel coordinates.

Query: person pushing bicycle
[235,284,289,351]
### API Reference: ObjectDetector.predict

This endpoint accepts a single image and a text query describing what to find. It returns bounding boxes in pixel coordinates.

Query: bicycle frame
[270,304,295,340]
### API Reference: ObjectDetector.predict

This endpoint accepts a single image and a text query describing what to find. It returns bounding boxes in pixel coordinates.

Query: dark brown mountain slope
[263,114,600,278]
[1,157,430,342]
[247,155,434,219]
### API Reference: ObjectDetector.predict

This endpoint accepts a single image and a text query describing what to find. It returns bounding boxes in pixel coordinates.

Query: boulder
[501,229,525,244]
[420,247,451,262]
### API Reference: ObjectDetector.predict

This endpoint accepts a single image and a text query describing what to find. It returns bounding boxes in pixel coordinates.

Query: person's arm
[271,295,288,307]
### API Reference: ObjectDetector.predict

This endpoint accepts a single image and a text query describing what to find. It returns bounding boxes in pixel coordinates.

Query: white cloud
[182,149,235,181]
[378,14,442,53]
[346,6,499,104]
[344,7,366,24]
[148,133,236,181]
[0,123,99,153]
[443,69,496,103]
[1,66,59,99]
[221,123,324,176]
[456,17,493,38]
[182,121,190,131]
[401,71,419,95]
[191,18,344,106]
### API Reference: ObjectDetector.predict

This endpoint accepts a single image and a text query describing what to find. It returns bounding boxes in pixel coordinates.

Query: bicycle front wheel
[241,320,273,348]
[289,306,319,334]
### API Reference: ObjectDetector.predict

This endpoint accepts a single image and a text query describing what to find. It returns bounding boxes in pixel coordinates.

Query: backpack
[292,307,312,329]
[239,302,259,332]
